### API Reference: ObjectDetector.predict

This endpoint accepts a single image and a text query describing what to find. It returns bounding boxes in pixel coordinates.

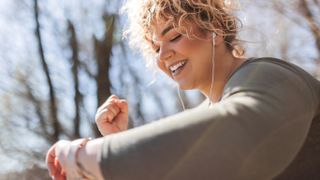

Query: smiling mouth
[169,59,188,76]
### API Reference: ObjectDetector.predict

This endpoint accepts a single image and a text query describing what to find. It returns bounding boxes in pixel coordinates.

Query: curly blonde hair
[122,0,244,68]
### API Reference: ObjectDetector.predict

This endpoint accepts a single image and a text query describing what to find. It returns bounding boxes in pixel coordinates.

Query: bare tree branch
[33,0,60,141]
[24,81,51,140]
[79,60,96,78]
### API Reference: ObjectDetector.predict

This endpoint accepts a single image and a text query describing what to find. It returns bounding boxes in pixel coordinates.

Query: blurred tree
[299,0,320,53]
[92,14,115,137]
[0,0,190,177]
[34,0,61,143]
[0,0,123,177]
[67,19,83,138]
[297,0,320,76]
[271,0,320,75]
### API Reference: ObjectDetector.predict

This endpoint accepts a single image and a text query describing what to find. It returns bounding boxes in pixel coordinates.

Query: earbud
[212,33,216,45]
[212,33,216,39]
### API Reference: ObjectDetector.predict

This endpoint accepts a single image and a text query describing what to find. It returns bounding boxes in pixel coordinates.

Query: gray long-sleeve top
[99,57,320,180]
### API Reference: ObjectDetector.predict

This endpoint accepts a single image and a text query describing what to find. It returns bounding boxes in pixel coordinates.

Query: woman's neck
[201,48,246,102]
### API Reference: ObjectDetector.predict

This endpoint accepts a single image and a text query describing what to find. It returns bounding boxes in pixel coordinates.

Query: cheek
[176,37,209,57]
[188,39,211,61]
[176,38,194,52]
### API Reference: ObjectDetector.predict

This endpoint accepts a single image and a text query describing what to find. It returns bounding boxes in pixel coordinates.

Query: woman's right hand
[95,95,129,136]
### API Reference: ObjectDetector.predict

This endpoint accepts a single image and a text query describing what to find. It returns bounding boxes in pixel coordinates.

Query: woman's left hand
[46,140,71,180]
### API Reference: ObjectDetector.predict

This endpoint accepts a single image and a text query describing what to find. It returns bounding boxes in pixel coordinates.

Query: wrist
[77,138,105,180]
[66,138,95,179]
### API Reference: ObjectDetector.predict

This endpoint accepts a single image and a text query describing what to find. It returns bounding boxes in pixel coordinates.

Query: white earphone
[212,32,216,45]
[208,32,216,107]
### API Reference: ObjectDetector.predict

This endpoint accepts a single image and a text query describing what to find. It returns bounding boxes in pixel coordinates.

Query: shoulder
[231,57,319,83]
[225,57,318,91]
[228,57,312,84]
[223,57,319,111]
[224,57,303,92]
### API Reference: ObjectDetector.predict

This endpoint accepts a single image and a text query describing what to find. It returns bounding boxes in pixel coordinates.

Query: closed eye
[170,34,182,42]
[153,34,182,53]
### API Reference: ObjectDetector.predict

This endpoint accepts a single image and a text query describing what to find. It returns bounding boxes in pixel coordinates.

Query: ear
[212,29,224,46]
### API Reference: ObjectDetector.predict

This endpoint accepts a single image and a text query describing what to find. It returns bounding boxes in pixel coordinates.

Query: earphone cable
[208,33,216,107]
[177,87,186,111]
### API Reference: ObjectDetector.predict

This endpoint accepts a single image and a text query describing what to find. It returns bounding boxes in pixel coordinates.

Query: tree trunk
[92,14,116,137]
[67,20,82,138]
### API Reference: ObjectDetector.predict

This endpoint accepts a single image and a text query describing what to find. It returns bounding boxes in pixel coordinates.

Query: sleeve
[99,61,318,180]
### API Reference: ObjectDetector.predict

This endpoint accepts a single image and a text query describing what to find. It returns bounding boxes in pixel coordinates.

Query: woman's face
[151,20,213,91]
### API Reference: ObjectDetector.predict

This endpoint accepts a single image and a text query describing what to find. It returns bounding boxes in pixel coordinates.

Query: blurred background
[0,0,319,179]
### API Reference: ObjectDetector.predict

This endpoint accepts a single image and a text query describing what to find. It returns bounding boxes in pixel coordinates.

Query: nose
[158,44,175,62]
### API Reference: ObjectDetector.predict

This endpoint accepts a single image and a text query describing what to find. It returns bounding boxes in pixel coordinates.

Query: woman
[46,0,320,179]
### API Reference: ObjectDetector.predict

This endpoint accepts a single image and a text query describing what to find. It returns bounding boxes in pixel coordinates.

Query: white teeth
[169,61,186,72]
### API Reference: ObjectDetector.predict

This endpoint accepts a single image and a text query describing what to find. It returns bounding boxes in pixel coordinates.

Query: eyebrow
[161,25,174,36]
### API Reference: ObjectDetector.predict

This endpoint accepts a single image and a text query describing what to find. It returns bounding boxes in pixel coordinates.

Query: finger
[53,171,65,180]
[99,102,120,122]
[109,94,119,100]
[60,169,66,176]
[52,157,62,177]
[54,157,59,167]
[106,110,115,122]
[97,109,115,123]
[116,99,129,114]
[56,169,66,180]
[46,145,57,177]
[95,109,110,124]
[108,105,120,119]
[97,95,117,112]
[56,161,67,180]
[97,96,118,113]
